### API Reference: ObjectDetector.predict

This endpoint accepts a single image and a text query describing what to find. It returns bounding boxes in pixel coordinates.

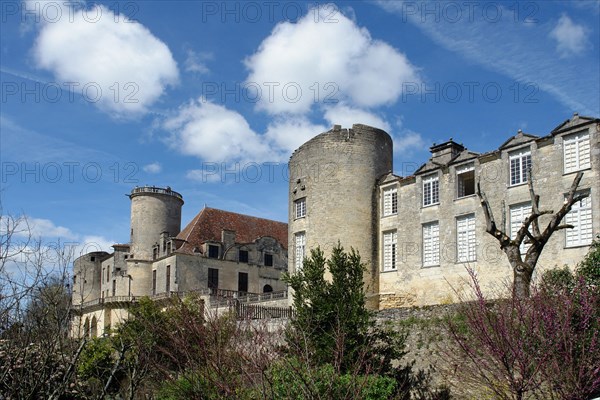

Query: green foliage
[577,238,600,287]
[266,357,397,400]
[77,337,114,382]
[284,244,400,373]
[540,265,575,292]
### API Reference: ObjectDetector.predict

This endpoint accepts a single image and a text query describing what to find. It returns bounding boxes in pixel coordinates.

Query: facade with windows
[376,113,599,308]
[72,189,288,338]
[289,114,599,310]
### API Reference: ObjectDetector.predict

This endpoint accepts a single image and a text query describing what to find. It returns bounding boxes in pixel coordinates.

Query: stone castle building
[71,186,288,337]
[288,113,599,309]
[73,113,599,336]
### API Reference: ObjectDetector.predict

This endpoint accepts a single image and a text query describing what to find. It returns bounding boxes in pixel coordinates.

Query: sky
[0,0,599,256]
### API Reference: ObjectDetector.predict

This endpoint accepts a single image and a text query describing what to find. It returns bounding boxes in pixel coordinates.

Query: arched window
[263,284,273,293]
[91,316,98,338]
[84,317,90,337]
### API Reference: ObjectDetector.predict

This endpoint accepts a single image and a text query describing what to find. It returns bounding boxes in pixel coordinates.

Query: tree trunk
[512,261,532,298]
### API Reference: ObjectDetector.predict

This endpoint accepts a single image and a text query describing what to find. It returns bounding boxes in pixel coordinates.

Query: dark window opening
[239,250,249,263]
[153,247,158,260]
[264,253,273,267]
[263,284,273,293]
[166,242,172,254]
[112,280,116,297]
[166,265,171,293]
[152,270,157,295]
[238,272,248,293]
[208,268,219,289]
[208,245,219,259]
[90,256,95,262]
[457,170,475,198]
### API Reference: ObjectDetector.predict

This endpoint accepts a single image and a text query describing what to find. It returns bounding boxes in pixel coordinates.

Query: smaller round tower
[129,186,184,260]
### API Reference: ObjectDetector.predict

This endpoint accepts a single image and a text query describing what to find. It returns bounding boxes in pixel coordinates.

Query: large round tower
[288,124,393,309]
[129,186,184,260]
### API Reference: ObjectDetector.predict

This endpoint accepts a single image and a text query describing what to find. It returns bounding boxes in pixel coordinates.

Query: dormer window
[423,174,439,206]
[456,164,475,198]
[208,244,219,259]
[264,253,273,267]
[382,187,398,216]
[509,148,531,186]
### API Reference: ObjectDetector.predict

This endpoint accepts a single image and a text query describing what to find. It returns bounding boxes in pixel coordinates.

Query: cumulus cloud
[244,4,419,115]
[143,162,162,174]
[323,104,390,132]
[549,14,590,57]
[162,99,272,163]
[31,3,178,116]
[394,131,427,154]
[264,117,327,155]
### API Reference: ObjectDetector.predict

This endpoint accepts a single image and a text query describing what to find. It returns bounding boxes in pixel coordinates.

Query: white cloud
[184,50,212,74]
[25,217,77,240]
[323,104,391,132]
[550,14,590,57]
[244,4,419,115]
[393,131,427,154]
[162,99,273,163]
[143,162,162,174]
[264,117,327,155]
[31,3,179,116]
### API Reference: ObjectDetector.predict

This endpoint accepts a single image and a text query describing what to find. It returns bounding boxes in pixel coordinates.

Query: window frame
[264,253,274,267]
[207,268,219,290]
[294,198,306,219]
[456,214,476,263]
[563,131,591,174]
[382,186,398,217]
[565,192,593,248]
[382,230,397,272]
[208,244,219,259]
[422,173,440,207]
[456,163,475,199]
[509,148,532,186]
[295,232,306,271]
[422,221,440,267]
[509,202,532,254]
[239,249,249,263]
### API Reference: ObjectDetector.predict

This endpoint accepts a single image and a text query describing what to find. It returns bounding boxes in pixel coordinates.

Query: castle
[72,113,599,336]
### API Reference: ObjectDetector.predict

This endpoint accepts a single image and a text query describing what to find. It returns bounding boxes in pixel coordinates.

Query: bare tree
[477,171,588,297]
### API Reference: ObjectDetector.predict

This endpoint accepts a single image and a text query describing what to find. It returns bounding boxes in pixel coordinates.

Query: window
[263,284,273,293]
[510,203,532,254]
[565,194,592,247]
[239,249,249,263]
[238,272,248,293]
[383,230,397,271]
[295,198,306,219]
[152,270,157,295]
[90,256,95,262]
[73,275,77,285]
[456,164,475,198]
[509,149,532,186]
[208,244,219,259]
[153,247,158,260]
[456,214,476,262]
[166,241,172,254]
[295,232,306,271]
[112,280,116,296]
[564,131,590,173]
[264,253,273,267]
[208,268,218,290]
[423,222,440,267]
[166,265,171,293]
[382,187,398,216]
[106,267,110,282]
[423,174,439,206]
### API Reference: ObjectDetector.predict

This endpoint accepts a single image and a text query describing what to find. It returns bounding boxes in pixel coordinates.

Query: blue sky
[1,0,598,254]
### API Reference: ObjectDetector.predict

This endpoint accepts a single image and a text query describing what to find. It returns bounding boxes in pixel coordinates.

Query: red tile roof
[175,207,288,254]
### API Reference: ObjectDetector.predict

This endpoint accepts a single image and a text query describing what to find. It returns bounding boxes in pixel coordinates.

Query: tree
[477,171,588,297]
[283,244,450,399]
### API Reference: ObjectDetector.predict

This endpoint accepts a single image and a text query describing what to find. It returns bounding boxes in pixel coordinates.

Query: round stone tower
[129,186,184,260]
[288,124,393,309]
